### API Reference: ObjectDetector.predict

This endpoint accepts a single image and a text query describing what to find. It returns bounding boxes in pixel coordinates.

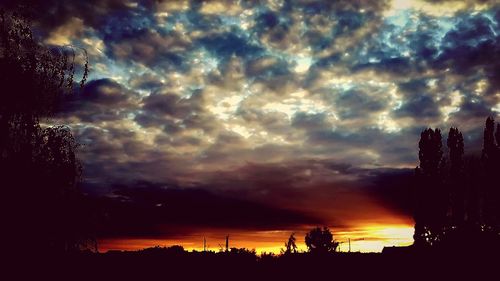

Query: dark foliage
[20,247,500,281]
[0,7,91,255]
[481,117,500,230]
[305,227,339,254]
[414,128,447,246]
[281,232,298,255]
[413,117,500,251]
[447,127,465,227]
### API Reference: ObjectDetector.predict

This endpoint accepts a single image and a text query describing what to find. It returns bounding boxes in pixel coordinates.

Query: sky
[8,0,500,253]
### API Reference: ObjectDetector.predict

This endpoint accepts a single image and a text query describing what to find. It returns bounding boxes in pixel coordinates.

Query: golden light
[98,223,414,254]
[335,224,414,253]
[386,0,472,17]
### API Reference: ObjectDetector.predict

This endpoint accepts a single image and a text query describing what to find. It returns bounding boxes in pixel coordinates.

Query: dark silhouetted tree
[481,117,500,231]
[496,124,500,148]
[418,128,444,178]
[0,7,90,254]
[447,127,465,226]
[282,233,297,255]
[482,117,496,164]
[412,119,500,252]
[463,156,481,228]
[414,128,447,247]
[447,128,464,177]
[305,227,338,254]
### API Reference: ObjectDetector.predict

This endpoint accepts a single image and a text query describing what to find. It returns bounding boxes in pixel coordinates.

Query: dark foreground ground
[11,247,500,281]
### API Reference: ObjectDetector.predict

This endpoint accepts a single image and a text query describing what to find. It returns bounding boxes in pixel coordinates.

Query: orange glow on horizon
[98,222,414,254]
[98,189,415,254]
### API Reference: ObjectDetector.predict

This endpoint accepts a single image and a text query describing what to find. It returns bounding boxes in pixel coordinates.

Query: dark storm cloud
[80,79,131,105]
[306,127,381,147]
[3,0,153,30]
[294,121,420,167]
[344,6,499,86]
[197,32,264,61]
[59,79,137,122]
[176,160,418,229]
[421,0,500,6]
[255,10,280,31]
[77,126,127,158]
[434,13,500,94]
[296,0,390,12]
[142,92,188,117]
[407,17,441,62]
[74,125,186,186]
[334,89,386,119]
[362,168,414,215]
[155,134,203,147]
[84,152,416,237]
[105,29,190,71]
[236,108,291,135]
[245,56,291,79]
[134,88,217,134]
[291,112,329,130]
[352,57,413,75]
[395,94,441,119]
[397,79,429,96]
[128,73,164,90]
[139,89,204,119]
[94,183,323,238]
[338,6,500,130]
[308,10,383,56]
[455,99,494,118]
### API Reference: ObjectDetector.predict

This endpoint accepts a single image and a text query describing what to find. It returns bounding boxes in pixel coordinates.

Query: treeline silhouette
[413,117,500,252]
[50,242,496,280]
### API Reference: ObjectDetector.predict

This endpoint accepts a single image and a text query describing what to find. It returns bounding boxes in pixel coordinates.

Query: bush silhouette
[305,227,338,254]
[281,232,298,255]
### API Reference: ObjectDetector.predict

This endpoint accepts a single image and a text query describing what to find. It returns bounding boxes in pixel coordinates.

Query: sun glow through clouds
[99,223,414,254]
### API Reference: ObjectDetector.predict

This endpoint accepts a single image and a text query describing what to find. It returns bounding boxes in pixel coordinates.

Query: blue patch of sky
[482,11,498,36]
[332,10,367,37]
[439,11,498,58]
[353,10,457,65]
[141,6,318,79]
[196,32,264,61]
[102,10,156,41]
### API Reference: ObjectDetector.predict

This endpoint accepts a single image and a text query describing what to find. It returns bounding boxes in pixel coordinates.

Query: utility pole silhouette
[203,237,206,252]
[348,238,351,253]
[225,235,229,252]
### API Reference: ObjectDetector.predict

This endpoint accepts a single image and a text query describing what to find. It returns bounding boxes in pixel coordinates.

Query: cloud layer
[10,0,499,245]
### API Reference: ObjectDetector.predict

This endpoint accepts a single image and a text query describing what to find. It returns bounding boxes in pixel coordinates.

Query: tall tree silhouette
[447,127,465,227]
[412,119,500,251]
[496,124,500,148]
[414,128,446,247]
[0,8,90,254]
[481,117,500,231]
[482,117,497,166]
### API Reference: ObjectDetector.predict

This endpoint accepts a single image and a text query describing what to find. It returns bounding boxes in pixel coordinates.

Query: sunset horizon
[98,221,415,254]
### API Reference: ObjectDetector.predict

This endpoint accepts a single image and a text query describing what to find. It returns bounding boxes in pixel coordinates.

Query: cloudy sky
[10,0,500,252]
